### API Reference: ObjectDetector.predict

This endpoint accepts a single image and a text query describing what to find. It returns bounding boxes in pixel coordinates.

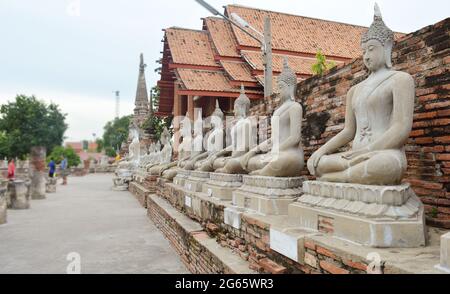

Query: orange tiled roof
[177,68,234,92]
[204,17,240,58]
[220,61,256,82]
[226,5,369,59]
[165,28,217,67]
[176,68,261,94]
[242,51,344,75]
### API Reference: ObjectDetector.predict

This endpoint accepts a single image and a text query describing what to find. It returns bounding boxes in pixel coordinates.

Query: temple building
[156,4,402,127]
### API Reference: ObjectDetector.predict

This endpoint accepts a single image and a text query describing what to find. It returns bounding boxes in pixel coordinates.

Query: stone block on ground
[8,180,30,210]
[46,178,57,193]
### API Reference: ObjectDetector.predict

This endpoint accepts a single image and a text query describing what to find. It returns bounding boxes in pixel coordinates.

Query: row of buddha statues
[116,4,427,248]
[121,3,415,188]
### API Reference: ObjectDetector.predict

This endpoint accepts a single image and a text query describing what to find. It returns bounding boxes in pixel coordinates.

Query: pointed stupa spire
[134,53,149,120]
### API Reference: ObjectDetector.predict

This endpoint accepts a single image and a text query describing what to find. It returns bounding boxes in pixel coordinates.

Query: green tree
[47,146,81,167]
[0,95,68,159]
[142,86,173,141]
[102,115,132,151]
[142,115,173,141]
[150,86,160,112]
[311,50,336,76]
[104,146,117,157]
[96,138,104,153]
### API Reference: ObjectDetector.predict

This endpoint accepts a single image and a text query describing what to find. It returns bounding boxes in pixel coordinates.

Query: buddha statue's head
[277,57,297,101]
[211,99,224,129]
[194,109,204,138]
[234,85,251,119]
[179,113,192,139]
[361,3,395,72]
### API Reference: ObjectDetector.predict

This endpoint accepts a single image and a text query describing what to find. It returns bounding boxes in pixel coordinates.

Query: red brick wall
[250,18,450,228]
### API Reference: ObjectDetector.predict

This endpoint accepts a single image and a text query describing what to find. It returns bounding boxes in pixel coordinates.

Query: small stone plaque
[224,208,242,230]
[185,195,192,208]
[270,228,299,262]
[207,188,213,197]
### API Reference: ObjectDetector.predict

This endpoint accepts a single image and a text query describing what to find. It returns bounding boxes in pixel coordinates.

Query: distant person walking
[7,159,15,180]
[48,159,56,178]
[60,157,68,185]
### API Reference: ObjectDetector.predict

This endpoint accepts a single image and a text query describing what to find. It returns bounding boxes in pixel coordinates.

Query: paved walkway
[0,174,188,274]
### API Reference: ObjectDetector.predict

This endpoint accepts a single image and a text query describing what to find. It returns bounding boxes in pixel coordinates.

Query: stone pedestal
[112,169,133,191]
[46,178,57,193]
[203,173,243,201]
[233,176,304,215]
[30,146,46,200]
[0,187,7,224]
[437,233,450,273]
[133,167,147,184]
[184,171,210,193]
[8,180,30,210]
[289,181,426,248]
[173,170,190,187]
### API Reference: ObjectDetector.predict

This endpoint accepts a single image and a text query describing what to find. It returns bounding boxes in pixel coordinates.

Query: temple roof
[156,4,406,116]
[165,28,217,67]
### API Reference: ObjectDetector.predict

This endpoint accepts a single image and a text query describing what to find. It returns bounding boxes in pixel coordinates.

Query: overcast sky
[0,0,448,142]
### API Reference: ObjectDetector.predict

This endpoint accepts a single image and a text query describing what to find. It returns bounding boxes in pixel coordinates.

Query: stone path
[0,174,188,274]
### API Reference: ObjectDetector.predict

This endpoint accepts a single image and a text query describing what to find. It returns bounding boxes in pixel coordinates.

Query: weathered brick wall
[128,182,149,208]
[151,180,375,274]
[147,195,241,274]
[250,18,450,228]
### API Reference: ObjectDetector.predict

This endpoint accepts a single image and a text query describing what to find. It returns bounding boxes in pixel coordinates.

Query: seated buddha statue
[148,127,174,175]
[182,110,209,170]
[141,143,158,166]
[161,114,193,180]
[240,59,304,177]
[307,4,415,186]
[208,85,254,174]
[186,100,225,172]
[117,127,140,170]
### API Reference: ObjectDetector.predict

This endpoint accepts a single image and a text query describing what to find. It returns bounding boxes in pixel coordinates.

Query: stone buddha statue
[161,114,193,180]
[187,100,225,172]
[148,127,174,175]
[117,126,140,170]
[239,58,304,177]
[307,4,415,186]
[138,143,156,169]
[209,85,254,174]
